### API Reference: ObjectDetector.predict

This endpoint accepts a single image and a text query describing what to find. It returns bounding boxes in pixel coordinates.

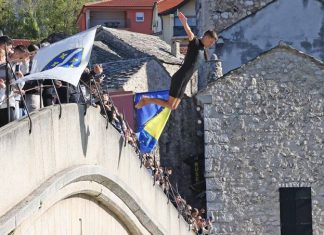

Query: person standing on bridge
[135,11,218,110]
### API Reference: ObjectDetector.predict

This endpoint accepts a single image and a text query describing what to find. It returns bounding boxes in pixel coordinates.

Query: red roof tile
[85,0,156,7]
[157,0,184,14]
[12,39,31,47]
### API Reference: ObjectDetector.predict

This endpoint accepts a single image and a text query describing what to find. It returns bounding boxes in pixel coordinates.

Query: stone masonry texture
[197,0,276,34]
[159,97,206,210]
[196,0,277,91]
[200,45,324,234]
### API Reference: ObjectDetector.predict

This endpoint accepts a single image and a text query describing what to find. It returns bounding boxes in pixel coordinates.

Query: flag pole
[4,43,10,124]
[38,80,42,109]
[51,80,62,119]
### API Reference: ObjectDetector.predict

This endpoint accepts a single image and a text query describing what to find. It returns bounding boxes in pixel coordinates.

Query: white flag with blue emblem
[15,26,97,86]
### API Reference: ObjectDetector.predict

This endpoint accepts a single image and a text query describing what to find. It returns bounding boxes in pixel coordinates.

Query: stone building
[197,43,324,234]
[91,27,198,96]
[196,0,277,91]
[196,0,324,91]
[196,0,275,34]
[214,0,324,74]
[157,0,196,45]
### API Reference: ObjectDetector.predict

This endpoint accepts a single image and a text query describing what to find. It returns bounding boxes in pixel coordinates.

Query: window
[136,12,144,22]
[280,187,312,235]
[174,16,196,36]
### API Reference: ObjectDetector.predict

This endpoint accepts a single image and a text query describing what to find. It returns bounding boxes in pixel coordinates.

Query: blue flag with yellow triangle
[135,90,171,153]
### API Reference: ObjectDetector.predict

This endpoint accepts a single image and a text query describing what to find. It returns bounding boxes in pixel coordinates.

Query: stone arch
[0,165,167,235]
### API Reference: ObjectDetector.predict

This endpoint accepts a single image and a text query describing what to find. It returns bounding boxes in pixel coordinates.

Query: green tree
[0,0,97,40]
[0,0,18,36]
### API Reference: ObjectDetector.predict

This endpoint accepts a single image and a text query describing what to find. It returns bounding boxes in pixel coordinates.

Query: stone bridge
[0,104,193,235]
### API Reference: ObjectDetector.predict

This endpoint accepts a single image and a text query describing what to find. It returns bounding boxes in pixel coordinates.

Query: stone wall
[198,45,324,234]
[197,0,275,34]
[159,97,206,209]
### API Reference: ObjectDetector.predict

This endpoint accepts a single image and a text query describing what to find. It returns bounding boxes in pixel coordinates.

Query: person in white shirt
[0,36,23,127]
[10,45,29,118]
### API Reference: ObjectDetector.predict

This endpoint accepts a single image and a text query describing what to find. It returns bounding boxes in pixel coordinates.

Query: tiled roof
[157,0,184,14]
[90,27,182,91]
[84,0,156,7]
[100,57,171,92]
[95,27,183,65]
[90,41,123,64]
[199,42,324,95]
[101,57,151,90]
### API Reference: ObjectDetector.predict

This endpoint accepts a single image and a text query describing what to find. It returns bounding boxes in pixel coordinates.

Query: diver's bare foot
[135,97,148,109]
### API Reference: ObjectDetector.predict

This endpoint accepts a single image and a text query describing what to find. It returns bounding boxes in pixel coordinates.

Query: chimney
[209,53,223,81]
[171,40,180,58]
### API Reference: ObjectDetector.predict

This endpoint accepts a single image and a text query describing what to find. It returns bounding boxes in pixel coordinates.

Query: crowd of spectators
[0,34,214,234]
[0,34,138,150]
[0,35,26,127]
[141,151,214,234]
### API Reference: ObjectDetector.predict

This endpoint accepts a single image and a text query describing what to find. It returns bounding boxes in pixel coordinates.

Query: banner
[14,26,98,86]
[135,90,171,153]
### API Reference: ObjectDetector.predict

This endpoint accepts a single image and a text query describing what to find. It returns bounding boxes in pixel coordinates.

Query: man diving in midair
[135,11,218,110]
